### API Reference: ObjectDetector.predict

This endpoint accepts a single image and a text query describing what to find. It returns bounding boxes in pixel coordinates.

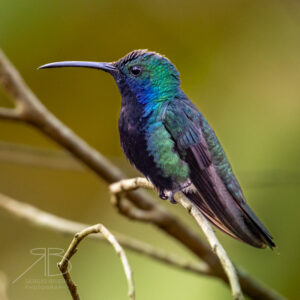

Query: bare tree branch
[110,178,244,300]
[110,180,283,300]
[0,48,285,300]
[174,192,243,300]
[0,107,22,121]
[58,224,135,300]
[0,193,210,276]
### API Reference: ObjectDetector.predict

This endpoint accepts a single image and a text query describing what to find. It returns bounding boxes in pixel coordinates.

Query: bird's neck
[120,82,185,118]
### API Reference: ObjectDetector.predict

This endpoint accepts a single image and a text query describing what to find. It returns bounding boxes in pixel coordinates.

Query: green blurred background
[0,0,299,299]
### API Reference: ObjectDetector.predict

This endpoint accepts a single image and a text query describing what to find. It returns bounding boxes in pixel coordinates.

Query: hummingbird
[39,49,275,248]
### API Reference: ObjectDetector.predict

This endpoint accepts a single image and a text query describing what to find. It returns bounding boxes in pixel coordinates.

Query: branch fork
[58,224,135,300]
[110,177,244,300]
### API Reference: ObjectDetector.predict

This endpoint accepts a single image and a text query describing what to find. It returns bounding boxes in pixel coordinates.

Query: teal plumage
[146,117,189,181]
[39,49,275,248]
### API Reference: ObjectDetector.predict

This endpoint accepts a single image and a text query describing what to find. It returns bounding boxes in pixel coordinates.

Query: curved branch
[175,192,243,300]
[110,178,244,300]
[58,224,135,300]
[0,193,209,277]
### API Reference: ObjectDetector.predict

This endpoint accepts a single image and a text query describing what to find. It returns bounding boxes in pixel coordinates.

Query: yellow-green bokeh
[0,0,299,299]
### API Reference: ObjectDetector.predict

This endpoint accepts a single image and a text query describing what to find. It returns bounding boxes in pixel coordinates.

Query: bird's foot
[169,181,192,204]
[159,190,168,200]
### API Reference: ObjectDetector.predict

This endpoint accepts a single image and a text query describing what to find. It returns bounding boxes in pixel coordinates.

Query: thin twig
[0,107,22,121]
[58,224,135,300]
[0,193,209,277]
[110,178,244,300]
[0,48,285,300]
[174,192,243,300]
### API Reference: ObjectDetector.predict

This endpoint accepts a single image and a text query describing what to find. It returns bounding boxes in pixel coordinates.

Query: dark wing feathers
[164,100,275,248]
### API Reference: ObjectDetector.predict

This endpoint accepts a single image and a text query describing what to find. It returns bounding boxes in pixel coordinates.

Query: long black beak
[38,61,117,73]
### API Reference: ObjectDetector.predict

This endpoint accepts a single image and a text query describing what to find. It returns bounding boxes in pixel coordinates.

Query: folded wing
[163,99,275,248]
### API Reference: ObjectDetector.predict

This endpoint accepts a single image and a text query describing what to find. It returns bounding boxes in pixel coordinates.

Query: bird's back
[164,98,275,248]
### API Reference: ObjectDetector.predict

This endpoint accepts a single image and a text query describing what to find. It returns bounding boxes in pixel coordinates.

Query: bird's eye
[129,65,142,76]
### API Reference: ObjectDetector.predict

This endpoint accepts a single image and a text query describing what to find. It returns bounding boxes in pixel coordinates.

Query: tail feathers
[238,199,275,248]
[184,191,275,249]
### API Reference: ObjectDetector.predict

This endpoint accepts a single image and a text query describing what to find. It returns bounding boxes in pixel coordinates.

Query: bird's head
[39,50,181,104]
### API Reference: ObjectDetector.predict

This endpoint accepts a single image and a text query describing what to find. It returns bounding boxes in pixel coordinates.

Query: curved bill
[38,61,116,73]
